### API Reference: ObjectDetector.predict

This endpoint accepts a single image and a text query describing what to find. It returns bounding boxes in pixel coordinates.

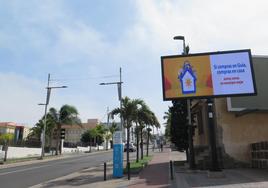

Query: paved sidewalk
[170,150,268,188]
[128,146,172,188]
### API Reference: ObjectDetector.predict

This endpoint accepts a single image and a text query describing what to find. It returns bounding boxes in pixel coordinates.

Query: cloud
[0,72,44,126]
[134,0,268,54]
[1,0,267,131]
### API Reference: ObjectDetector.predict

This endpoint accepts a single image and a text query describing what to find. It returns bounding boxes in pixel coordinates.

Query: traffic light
[61,129,66,139]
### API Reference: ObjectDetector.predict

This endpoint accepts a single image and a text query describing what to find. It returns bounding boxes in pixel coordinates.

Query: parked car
[124,143,136,152]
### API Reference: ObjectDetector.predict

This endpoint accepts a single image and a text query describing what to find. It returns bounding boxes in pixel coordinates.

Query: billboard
[161,49,257,100]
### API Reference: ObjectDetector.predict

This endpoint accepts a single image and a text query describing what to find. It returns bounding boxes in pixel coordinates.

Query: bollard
[104,162,107,181]
[127,162,130,180]
[170,160,174,180]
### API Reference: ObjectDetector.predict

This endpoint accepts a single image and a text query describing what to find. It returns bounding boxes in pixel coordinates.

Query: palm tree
[0,133,14,161]
[163,110,172,141]
[104,128,112,150]
[110,97,142,166]
[135,101,152,160]
[48,105,81,155]
[109,122,119,148]
[134,125,140,162]
[146,112,160,156]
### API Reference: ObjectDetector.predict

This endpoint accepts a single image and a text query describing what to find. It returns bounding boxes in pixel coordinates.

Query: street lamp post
[100,68,124,178]
[99,68,123,132]
[39,73,67,159]
[173,36,196,169]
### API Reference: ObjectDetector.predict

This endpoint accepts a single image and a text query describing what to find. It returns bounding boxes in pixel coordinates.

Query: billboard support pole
[173,35,196,169]
[207,98,221,171]
[187,99,196,169]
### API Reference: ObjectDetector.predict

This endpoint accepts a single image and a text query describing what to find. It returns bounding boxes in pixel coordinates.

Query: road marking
[0,164,52,176]
[0,151,113,176]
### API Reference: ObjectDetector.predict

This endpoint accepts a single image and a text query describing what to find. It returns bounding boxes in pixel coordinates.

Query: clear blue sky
[0,0,267,131]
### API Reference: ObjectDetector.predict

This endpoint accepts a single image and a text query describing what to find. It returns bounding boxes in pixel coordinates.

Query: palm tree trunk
[136,128,139,163]
[140,128,143,160]
[126,126,130,166]
[146,130,149,157]
[3,141,8,162]
[106,138,108,150]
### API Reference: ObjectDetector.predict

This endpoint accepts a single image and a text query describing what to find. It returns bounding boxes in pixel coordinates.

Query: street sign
[113,131,123,178]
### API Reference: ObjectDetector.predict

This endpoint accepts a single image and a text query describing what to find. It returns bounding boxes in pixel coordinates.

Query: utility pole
[40,74,50,159]
[39,74,67,159]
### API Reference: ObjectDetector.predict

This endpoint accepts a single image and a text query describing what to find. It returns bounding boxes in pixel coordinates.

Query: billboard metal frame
[161,49,257,101]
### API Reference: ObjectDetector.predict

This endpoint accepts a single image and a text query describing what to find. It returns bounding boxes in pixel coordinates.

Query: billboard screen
[161,49,257,100]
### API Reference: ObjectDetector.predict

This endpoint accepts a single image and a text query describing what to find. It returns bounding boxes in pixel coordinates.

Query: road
[0,150,131,188]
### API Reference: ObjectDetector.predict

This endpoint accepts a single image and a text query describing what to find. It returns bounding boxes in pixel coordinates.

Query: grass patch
[124,155,153,174]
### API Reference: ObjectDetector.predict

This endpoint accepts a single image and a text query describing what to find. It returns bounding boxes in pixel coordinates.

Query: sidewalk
[171,151,268,188]
[128,146,172,188]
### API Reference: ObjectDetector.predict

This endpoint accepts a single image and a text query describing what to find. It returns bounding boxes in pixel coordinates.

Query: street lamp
[173,36,196,169]
[99,68,123,131]
[100,68,124,178]
[173,36,186,54]
[39,73,67,159]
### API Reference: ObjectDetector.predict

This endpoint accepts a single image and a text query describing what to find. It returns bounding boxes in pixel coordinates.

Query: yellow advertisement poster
[163,55,213,99]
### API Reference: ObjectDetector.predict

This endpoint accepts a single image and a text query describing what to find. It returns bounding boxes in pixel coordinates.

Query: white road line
[0,151,112,176]
[0,164,52,176]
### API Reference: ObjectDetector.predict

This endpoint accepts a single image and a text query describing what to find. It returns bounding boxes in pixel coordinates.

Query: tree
[134,125,140,162]
[48,105,81,155]
[103,128,112,150]
[135,100,150,160]
[27,113,56,151]
[95,124,105,150]
[146,112,160,156]
[111,97,142,166]
[163,110,172,141]
[81,129,96,152]
[170,100,189,152]
[0,133,14,161]
[109,122,119,148]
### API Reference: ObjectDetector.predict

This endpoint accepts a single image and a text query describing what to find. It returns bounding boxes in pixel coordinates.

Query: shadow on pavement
[41,174,103,187]
[175,165,268,187]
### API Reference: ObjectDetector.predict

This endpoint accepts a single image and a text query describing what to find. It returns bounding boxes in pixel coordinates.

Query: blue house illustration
[178,62,197,94]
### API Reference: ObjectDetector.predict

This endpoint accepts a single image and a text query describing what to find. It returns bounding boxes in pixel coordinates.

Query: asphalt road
[0,151,120,188]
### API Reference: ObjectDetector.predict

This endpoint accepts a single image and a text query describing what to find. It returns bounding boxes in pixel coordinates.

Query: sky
[0,0,268,132]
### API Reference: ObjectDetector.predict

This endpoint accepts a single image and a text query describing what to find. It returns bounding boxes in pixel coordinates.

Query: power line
[50,74,119,82]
